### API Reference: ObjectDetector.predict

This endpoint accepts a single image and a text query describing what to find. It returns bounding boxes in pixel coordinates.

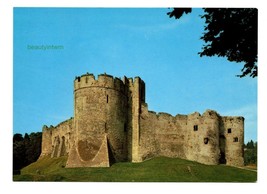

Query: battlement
[74,73,145,94]
[202,109,220,118]
[221,116,244,123]
[74,73,127,93]
[158,112,173,118]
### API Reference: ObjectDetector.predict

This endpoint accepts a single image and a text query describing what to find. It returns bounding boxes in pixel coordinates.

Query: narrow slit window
[228,128,232,133]
[107,95,109,103]
[194,125,198,131]
[124,123,127,132]
[77,77,80,82]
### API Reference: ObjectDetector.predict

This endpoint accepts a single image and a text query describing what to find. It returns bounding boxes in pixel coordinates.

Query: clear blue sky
[13,8,257,143]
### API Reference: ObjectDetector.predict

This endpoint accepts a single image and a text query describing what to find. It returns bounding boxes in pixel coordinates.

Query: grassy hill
[13,156,257,182]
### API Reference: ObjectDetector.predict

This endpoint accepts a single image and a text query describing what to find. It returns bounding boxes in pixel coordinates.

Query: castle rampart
[40,73,245,167]
[41,118,73,158]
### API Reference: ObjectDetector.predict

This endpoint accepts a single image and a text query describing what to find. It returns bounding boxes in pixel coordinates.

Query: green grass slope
[13,156,257,182]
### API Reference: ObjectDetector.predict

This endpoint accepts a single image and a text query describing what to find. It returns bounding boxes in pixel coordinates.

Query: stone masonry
[40,73,245,167]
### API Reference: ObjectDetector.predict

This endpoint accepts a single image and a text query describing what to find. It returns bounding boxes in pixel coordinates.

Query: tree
[13,132,42,174]
[168,8,258,78]
[25,132,42,164]
[245,140,255,149]
[13,133,26,173]
[244,140,257,165]
[13,133,24,142]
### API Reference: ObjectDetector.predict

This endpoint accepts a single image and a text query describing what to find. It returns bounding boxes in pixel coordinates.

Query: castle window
[193,125,198,131]
[107,95,109,103]
[124,123,127,132]
[204,138,209,144]
[228,128,232,133]
[77,77,80,82]
[234,137,238,142]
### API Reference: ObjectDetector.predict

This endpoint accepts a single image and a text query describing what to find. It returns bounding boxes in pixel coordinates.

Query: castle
[40,73,244,167]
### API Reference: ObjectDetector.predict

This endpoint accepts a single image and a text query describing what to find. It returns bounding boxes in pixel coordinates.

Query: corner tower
[66,73,128,167]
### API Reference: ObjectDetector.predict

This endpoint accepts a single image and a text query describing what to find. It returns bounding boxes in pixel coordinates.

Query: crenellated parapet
[74,73,127,94]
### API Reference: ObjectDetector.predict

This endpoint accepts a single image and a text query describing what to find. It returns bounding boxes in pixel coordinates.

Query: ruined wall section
[185,110,220,165]
[220,116,244,166]
[139,108,221,165]
[67,73,128,167]
[50,118,74,158]
[40,125,53,157]
[139,104,187,161]
[40,118,73,158]
[139,105,160,160]
[155,113,187,159]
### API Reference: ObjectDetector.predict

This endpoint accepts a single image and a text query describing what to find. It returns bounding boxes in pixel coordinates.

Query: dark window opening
[234,137,238,142]
[204,137,209,144]
[77,77,80,82]
[107,95,109,103]
[124,123,127,132]
[193,125,198,131]
[228,128,232,133]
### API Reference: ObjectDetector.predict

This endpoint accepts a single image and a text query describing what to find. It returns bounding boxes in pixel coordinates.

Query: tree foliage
[168,8,258,78]
[244,140,257,165]
[13,132,42,174]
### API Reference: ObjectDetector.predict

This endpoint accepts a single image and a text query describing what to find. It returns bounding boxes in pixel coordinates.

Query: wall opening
[204,137,209,144]
[107,95,109,103]
[228,128,232,133]
[124,123,127,132]
[193,125,198,131]
[233,137,239,142]
[77,77,80,82]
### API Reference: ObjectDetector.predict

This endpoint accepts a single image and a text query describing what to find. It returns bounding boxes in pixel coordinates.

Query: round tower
[186,110,220,165]
[222,116,244,166]
[200,110,221,165]
[68,73,128,167]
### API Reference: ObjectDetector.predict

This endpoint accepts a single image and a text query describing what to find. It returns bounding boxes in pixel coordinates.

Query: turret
[67,73,129,167]
[185,110,220,165]
[220,116,244,166]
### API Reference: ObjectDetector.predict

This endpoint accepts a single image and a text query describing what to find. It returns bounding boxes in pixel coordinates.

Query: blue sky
[13,8,257,143]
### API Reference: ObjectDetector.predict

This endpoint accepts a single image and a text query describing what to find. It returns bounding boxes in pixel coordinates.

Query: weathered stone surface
[40,73,244,167]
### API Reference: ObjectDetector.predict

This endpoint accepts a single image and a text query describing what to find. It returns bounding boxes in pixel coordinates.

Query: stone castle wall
[41,118,73,158]
[40,73,245,167]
